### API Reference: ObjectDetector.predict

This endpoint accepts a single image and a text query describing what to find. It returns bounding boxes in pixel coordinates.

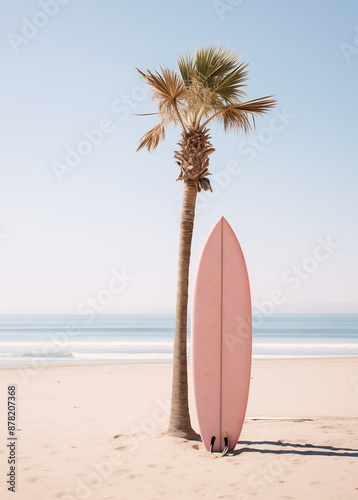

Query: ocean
[0,313,357,365]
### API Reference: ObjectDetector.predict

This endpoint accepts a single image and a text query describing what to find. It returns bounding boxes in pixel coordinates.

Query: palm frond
[136,121,166,152]
[137,67,187,130]
[195,44,239,89]
[211,96,278,133]
[231,96,277,116]
[213,62,249,103]
[132,112,159,116]
[195,44,221,87]
[136,67,185,106]
[216,107,253,133]
[195,44,248,96]
[177,53,195,86]
[176,44,253,124]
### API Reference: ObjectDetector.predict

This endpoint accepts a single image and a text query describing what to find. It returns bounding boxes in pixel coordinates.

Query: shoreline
[1,354,358,369]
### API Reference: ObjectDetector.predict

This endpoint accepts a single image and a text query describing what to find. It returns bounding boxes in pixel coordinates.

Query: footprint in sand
[125,474,142,480]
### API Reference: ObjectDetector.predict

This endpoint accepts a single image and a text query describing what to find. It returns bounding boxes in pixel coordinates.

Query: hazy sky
[1,0,357,313]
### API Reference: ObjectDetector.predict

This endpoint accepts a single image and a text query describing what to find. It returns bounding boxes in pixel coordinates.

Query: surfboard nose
[218,216,232,230]
[215,216,227,227]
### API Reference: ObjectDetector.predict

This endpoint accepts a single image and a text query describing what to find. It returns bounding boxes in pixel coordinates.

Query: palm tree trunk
[167,180,199,439]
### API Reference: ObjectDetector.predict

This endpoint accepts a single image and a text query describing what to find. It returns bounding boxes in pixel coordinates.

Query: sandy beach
[1,358,358,499]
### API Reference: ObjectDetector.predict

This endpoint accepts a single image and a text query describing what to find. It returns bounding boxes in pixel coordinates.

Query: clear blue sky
[0,0,357,313]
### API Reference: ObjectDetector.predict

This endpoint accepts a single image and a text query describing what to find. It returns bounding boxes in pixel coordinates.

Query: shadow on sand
[233,440,358,457]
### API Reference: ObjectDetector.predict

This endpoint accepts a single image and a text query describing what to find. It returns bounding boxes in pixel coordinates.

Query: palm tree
[136,44,276,440]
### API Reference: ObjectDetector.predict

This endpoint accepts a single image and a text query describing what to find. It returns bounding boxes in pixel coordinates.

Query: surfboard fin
[210,436,216,454]
[217,433,229,458]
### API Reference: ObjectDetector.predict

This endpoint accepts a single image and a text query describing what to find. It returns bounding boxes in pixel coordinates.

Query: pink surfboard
[191,217,252,453]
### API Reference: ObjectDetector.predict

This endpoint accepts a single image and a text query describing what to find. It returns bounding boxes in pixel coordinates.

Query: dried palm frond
[136,121,166,152]
[184,79,213,127]
[204,96,277,132]
[137,67,185,109]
